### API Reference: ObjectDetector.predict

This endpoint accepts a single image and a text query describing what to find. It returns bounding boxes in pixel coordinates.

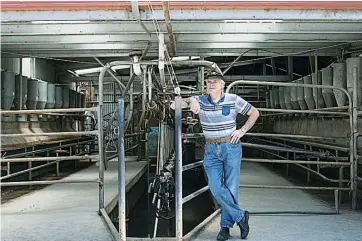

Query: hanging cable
[148,2,180,93]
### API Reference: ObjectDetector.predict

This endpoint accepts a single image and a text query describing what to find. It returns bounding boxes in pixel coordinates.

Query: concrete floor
[1,157,147,241]
[193,162,362,241]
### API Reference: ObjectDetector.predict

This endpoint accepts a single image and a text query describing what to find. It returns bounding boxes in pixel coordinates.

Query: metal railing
[226,79,357,208]
[1,138,94,178]
[0,106,106,211]
[96,57,222,241]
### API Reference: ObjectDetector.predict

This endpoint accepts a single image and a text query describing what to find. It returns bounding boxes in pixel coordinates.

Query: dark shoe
[237,211,249,239]
[217,227,230,241]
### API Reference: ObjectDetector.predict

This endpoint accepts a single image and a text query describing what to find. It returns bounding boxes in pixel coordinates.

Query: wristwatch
[241,127,247,133]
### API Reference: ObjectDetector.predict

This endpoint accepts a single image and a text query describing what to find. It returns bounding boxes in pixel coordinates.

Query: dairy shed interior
[1,1,362,241]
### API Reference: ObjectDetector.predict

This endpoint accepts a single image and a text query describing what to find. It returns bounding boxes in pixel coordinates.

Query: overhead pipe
[102,42,151,139]
[137,66,148,131]
[93,57,126,90]
[223,49,253,75]
[173,59,263,76]
[162,1,176,57]
[125,67,134,132]
[158,33,166,87]
[148,67,153,102]
[96,60,221,73]
[131,54,142,77]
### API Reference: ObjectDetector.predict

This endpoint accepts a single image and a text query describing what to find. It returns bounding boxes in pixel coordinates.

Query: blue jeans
[203,142,245,228]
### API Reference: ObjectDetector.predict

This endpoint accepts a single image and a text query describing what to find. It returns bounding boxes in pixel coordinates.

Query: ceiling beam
[2,8,362,22]
[1,49,341,58]
[3,22,362,35]
[2,42,353,51]
[3,34,360,44]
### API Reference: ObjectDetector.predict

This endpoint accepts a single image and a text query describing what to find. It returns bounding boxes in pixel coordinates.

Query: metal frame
[225,79,357,209]
[97,60,221,240]
[175,96,183,240]
[0,105,105,211]
[1,138,92,178]
[117,98,127,241]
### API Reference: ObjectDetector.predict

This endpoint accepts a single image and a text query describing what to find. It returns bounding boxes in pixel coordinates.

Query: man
[173,71,260,240]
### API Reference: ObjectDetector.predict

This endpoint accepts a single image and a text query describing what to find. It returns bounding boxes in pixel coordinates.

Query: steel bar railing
[0,107,97,115]
[175,96,183,241]
[242,158,350,166]
[225,79,356,208]
[184,132,346,140]
[182,186,209,204]
[0,105,104,212]
[0,179,100,187]
[117,98,126,241]
[0,155,98,163]
[1,131,98,137]
[2,138,95,159]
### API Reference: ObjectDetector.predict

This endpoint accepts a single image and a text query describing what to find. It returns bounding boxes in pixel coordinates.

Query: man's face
[205,77,224,94]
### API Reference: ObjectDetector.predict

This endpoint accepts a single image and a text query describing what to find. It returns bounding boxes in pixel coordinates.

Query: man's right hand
[170,97,200,114]
[189,97,200,114]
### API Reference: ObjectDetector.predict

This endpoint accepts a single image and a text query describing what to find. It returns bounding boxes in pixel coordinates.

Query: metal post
[153,199,161,238]
[159,124,165,173]
[337,150,344,204]
[97,104,105,210]
[117,98,126,241]
[286,152,289,178]
[288,56,293,81]
[145,120,150,237]
[158,33,166,87]
[125,67,134,132]
[200,57,205,92]
[307,145,311,185]
[29,146,34,181]
[175,96,183,241]
[351,67,358,210]
[56,144,60,176]
[271,58,276,75]
[7,157,11,176]
[137,67,147,131]
[334,190,340,214]
[148,67,152,102]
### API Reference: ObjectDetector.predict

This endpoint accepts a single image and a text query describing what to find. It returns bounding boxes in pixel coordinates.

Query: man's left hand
[230,129,246,144]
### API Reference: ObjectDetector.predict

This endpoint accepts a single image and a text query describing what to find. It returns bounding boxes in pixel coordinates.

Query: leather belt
[205,137,232,143]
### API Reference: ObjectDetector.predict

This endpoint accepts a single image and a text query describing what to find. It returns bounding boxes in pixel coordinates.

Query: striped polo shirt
[193,93,252,139]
